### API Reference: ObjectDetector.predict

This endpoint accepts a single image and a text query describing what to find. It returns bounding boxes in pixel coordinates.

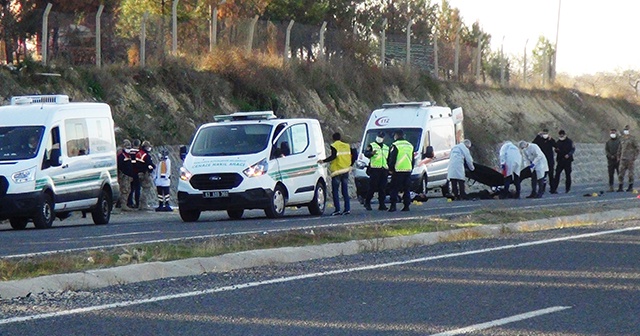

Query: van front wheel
[265,185,286,218]
[33,193,54,229]
[92,189,112,225]
[180,208,201,222]
[9,217,28,230]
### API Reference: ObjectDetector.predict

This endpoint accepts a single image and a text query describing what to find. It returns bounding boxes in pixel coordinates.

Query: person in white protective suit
[519,140,549,198]
[499,141,523,199]
[447,139,475,200]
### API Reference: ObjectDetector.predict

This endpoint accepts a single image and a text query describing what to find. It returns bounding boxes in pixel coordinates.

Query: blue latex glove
[529,163,535,169]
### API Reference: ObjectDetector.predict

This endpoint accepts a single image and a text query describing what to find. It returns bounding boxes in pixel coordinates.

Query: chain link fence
[4,8,477,80]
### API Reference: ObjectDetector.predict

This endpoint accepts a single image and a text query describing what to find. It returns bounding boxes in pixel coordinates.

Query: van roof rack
[214,111,277,122]
[382,101,435,109]
[10,95,70,105]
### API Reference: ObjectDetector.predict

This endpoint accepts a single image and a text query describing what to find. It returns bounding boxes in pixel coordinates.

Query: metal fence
[9,6,484,80]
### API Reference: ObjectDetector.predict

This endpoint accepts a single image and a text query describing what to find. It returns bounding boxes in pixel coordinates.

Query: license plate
[203,190,229,198]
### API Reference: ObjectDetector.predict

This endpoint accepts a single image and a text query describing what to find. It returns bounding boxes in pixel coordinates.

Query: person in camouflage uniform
[136,140,156,210]
[116,139,133,210]
[617,125,639,192]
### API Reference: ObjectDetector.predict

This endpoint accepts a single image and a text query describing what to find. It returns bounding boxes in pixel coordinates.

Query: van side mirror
[49,148,62,167]
[179,145,188,161]
[424,146,434,159]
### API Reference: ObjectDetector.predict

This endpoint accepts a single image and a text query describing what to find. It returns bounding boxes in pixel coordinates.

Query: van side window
[65,119,90,157]
[275,124,309,157]
[289,124,309,154]
[430,125,455,151]
[43,127,61,169]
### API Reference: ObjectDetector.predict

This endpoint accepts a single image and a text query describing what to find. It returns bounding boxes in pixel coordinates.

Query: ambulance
[0,95,119,229]
[177,111,327,221]
[354,101,464,199]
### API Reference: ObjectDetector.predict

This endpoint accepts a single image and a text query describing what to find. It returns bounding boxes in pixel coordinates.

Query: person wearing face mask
[362,132,389,211]
[550,129,575,194]
[533,128,556,188]
[136,140,156,210]
[616,125,639,192]
[605,129,621,192]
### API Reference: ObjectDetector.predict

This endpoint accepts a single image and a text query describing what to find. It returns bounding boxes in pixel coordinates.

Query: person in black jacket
[532,128,556,188]
[550,129,575,193]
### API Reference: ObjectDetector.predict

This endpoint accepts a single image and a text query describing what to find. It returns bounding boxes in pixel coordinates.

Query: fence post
[380,18,387,67]
[41,3,53,66]
[319,21,327,62]
[172,0,179,56]
[433,31,438,79]
[246,15,259,55]
[405,19,413,70]
[284,20,294,67]
[95,4,104,68]
[454,26,461,80]
[475,36,482,81]
[140,11,149,67]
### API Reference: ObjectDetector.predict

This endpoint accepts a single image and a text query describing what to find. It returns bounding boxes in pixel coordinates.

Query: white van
[177,111,327,221]
[354,101,464,199]
[0,95,119,229]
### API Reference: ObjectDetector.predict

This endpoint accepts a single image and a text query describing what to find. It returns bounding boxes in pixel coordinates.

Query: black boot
[388,204,396,212]
[155,201,164,212]
[627,183,634,192]
[364,201,372,211]
[617,184,624,192]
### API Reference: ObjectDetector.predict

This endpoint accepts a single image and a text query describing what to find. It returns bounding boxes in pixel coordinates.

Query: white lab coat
[447,143,475,180]
[499,142,522,176]
[522,143,548,177]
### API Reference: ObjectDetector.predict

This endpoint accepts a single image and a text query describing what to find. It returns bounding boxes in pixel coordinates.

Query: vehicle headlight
[12,166,36,183]
[180,167,193,181]
[243,158,268,177]
[355,160,368,169]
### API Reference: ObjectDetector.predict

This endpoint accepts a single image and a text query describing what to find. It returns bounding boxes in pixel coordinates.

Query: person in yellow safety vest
[363,131,389,211]
[318,132,357,216]
[153,148,173,212]
[387,130,415,212]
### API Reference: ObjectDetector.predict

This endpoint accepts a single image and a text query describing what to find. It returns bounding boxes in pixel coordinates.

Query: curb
[1,209,639,300]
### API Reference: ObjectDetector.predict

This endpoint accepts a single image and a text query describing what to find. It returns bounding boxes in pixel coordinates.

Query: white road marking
[1,226,637,326]
[429,306,572,336]
[58,231,162,241]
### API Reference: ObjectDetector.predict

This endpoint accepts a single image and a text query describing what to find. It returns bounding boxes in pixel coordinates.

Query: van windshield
[361,128,422,152]
[191,124,273,156]
[0,126,45,161]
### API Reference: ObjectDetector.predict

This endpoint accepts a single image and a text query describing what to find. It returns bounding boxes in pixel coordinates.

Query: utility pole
[552,0,561,81]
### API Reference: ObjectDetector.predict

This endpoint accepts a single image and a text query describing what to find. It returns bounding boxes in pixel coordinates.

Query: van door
[272,123,316,204]
[57,118,98,208]
[426,122,456,184]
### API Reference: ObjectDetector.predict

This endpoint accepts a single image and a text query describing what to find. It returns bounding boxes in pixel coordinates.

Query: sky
[447,0,640,76]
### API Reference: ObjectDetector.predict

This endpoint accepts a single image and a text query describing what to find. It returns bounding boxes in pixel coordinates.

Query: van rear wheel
[180,208,201,222]
[9,217,28,230]
[91,189,112,225]
[307,182,326,216]
[265,185,286,218]
[33,193,54,229]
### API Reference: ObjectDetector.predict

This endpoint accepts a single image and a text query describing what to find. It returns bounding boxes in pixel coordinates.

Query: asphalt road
[1,183,638,258]
[1,218,638,335]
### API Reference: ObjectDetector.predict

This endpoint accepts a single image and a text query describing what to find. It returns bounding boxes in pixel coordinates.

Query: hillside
[2,55,640,176]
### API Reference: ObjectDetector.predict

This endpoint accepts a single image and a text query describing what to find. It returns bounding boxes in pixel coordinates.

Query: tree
[531,36,554,85]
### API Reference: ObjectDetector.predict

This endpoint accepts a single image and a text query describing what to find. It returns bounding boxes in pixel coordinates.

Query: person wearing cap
[605,128,621,192]
[362,131,389,211]
[533,128,556,188]
[447,139,475,201]
[318,132,357,215]
[519,140,549,198]
[499,141,522,199]
[550,129,575,194]
[617,125,639,192]
[154,148,173,212]
[116,139,134,210]
[127,139,141,208]
[387,130,414,211]
[138,140,156,210]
